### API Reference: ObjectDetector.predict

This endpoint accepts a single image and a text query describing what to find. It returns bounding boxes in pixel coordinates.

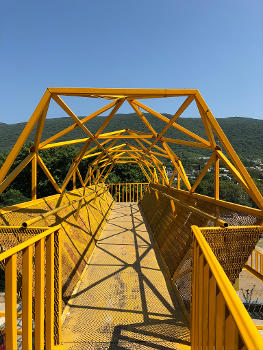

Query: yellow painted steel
[22,245,33,350]
[0,225,61,350]
[31,153,37,200]
[191,225,263,350]
[5,254,17,350]
[35,238,45,350]
[107,183,149,202]
[244,247,263,281]
[1,87,263,349]
[0,87,262,209]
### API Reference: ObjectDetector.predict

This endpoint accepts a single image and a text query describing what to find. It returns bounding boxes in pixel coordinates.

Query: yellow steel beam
[216,151,248,188]
[128,137,163,165]
[41,137,90,150]
[97,134,153,139]
[214,155,220,200]
[48,87,198,97]
[169,169,177,186]
[39,99,117,149]
[34,100,50,150]
[147,95,195,150]
[83,143,126,160]
[162,137,211,149]
[141,138,170,155]
[31,154,37,200]
[161,142,191,190]
[216,150,262,207]
[0,90,51,184]
[0,152,35,194]
[82,139,116,158]
[72,170,76,189]
[94,100,125,137]
[195,98,216,148]
[177,172,180,189]
[126,145,157,175]
[98,129,126,137]
[128,101,158,137]
[132,139,167,179]
[37,155,62,193]
[196,92,263,209]
[156,182,263,217]
[138,163,152,182]
[60,100,124,191]
[132,99,210,146]
[190,153,216,193]
[76,168,85,187]
[101,162,115,183]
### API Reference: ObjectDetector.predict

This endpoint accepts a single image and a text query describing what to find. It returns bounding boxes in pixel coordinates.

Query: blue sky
[0,0,262,123]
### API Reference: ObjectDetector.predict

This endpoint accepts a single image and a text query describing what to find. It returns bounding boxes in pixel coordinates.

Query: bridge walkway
[62,202,190,350]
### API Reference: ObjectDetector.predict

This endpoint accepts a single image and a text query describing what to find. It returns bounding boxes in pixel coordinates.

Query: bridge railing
[0,225,62,350]
[244,247,263,281]
[191,225,263,350]
[107,183,149,202]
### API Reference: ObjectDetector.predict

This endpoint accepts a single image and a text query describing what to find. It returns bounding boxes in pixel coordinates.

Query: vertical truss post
[31,154,37,200]
[177,172,180,190]
[72,170,76,190]
[214,155,220,200]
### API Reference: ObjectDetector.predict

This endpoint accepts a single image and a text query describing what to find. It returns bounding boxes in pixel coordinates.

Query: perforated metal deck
[62,203,190,350]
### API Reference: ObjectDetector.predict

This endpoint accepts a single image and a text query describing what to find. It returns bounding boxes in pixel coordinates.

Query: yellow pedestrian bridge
[0,88,262,350]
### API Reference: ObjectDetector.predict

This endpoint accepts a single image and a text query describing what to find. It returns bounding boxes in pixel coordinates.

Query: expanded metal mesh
[0,227,46,300]
[140,183,263,315]
[201,226,263,284]
[0,185,114,310]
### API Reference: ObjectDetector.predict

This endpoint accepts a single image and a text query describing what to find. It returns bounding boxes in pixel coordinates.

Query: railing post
[22,245,33,350]
[46,232,54,350]
[5,254,17,350]
[122,184,124,202]
[35,238,45,350]
[54,228,62,345]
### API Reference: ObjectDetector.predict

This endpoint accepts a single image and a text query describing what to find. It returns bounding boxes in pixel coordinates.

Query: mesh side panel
[151,184,263,227]
[0,185,114,311]
[140,183,262,314]
[201,226,263,283]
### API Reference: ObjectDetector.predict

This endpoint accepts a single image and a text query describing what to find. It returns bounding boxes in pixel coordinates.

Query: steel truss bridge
[0,88,262,350]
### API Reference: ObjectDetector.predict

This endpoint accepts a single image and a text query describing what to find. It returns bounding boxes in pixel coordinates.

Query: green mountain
[0,114,262,160]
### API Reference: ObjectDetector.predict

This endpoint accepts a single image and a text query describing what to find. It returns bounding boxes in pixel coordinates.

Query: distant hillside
[0,114,262,160]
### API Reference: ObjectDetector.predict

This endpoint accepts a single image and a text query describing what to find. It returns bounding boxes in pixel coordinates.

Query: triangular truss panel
[0,88,262,210]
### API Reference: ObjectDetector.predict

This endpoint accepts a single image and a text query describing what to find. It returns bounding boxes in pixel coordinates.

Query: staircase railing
[191,225,263,350]
[107,182,149,202]
[0,225,62,350]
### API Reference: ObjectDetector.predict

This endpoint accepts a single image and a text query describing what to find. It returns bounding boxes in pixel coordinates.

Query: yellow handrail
[191,225,263,350]
[107,182,149,202]
[0,225,62,350]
